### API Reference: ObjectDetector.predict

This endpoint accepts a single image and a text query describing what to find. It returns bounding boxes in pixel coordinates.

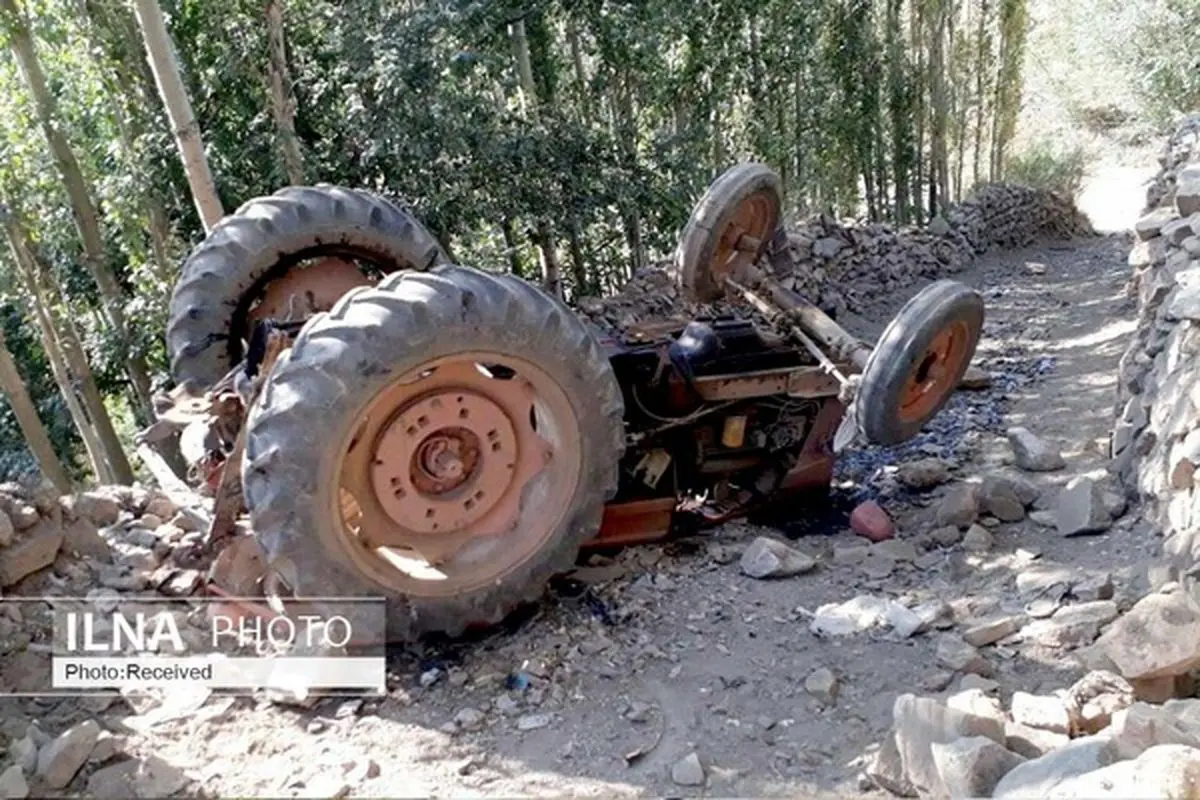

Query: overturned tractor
[147,165,983,643]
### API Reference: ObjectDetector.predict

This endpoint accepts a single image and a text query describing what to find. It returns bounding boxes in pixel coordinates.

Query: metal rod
[726,278,850,386]
[730,262,873,370]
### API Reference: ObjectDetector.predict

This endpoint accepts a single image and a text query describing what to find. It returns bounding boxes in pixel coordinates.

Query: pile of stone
[0,481,209,610]
[1112,113,1200,586]
[577,182,1092,337]
[866,579,1200,798]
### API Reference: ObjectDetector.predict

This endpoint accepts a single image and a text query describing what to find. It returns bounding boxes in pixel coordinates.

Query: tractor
[149,164,983,643]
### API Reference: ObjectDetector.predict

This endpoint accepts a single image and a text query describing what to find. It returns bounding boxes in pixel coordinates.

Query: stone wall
[580,182,1092,336]
[1111,113,1200,582]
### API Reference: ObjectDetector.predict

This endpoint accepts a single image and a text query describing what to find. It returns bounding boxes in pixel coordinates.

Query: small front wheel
[855,280,984,446]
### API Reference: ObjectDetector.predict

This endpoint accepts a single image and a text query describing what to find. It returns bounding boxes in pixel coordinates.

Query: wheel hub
[898,321,971,423]
[370,389,522,535]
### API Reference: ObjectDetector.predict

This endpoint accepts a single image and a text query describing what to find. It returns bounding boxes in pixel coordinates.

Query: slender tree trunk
[566,216,589,298]
[509,17,537,116]
[501,217,523,277]
[911,0,927,222]
[567,21,589,117]
[265,0,305,184]
[973,0,990,187]
[133,0,224,231]
[3,208,134,484]
[928,0,950,215]
[508,14,562,296]
[6,240,112,484]
[0,327,72,492]
[0,0,154,420]
[532,222,562,299]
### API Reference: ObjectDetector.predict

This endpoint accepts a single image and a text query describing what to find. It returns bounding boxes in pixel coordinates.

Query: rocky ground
[6,226,1196,799]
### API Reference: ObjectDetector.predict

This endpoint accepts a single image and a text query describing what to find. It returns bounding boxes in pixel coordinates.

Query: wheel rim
[897,321,972,424]
[709,190,778,291]
[248,256,375,323]
[332,353,582,597]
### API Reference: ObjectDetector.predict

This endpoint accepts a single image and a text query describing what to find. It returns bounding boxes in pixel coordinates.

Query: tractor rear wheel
[166,185,448,393]
[855,280,984,446]
[241,265,625,642]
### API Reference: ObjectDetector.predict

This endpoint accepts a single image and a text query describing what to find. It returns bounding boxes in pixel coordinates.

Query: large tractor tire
[673,163,783,303]
[166,185,448,393]
[241,265,625,643]
[855,280,984,446]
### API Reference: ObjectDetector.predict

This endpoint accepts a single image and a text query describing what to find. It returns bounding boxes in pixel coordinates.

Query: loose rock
[992,734,1118,798]
[0,521,64,587]
[1005,720,1070,759]
[896,458,952,490]
[979,476,1027,521]
[891,693,1006,795]
[936,484,980,528]
[1007,427,1066,472]
[1091,588,1200,681]
[1064,671,1135,735]
[1056,477,1113,537]
[963,615,1024,647]
[930,736,1025,799]
[936,634,993,676]
[1023,601,1119,649]
[671,752,705,787]
[1011,692,1072,734]
[805,667,839,704]
[962,524,994,553]
[0,765,27,800]
[36,719,100,789]
[739,536,817,579]
[1044,743,1200,799]
[1106,702,1200,760]
[850,500,894,542]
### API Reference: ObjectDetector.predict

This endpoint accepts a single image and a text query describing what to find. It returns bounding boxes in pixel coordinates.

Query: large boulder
[891,693,1006,795]
[1090,587,1200,681]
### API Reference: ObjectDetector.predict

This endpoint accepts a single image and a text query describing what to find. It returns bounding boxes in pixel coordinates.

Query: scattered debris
[850,500,894,542]
[670,752,705,787]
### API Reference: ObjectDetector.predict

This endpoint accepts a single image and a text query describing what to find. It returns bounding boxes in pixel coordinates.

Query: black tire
[855,280,984,446]
[673,163,783,303]
[241,265,625,643]
[166,185,448,393]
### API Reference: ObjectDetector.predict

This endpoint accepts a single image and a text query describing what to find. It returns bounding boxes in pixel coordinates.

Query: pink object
[850,500,894,542]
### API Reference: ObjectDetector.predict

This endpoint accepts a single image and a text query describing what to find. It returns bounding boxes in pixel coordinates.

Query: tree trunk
[532,221,562,299]
[500,217,524,277]
[509,17,538,116]
[3,207,134,484]
[0,327,72,492]
[0,0,155,420]
[566,21,589,117]
[7,246,112,485]
[132,0,224,231]
[265,0,305,185]
[565,216,589,298]
[928,0,951,215]
[973,0,990,187]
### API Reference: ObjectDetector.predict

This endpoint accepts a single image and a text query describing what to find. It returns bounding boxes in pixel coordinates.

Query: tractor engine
[596,316,844,541]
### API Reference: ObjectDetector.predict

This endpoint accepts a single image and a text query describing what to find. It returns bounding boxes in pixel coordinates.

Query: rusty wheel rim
[332,353,582,597]
[897,321,972,424]
[248,256,375,324]
[711,190,778,290]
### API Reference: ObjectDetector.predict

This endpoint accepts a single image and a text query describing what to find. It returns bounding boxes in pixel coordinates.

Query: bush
[1005,142,1087,197]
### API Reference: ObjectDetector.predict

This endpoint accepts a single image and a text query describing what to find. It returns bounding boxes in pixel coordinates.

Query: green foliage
[1127,0,1200,126]
[1004,140,1086,197]
[0,0,1041,478]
